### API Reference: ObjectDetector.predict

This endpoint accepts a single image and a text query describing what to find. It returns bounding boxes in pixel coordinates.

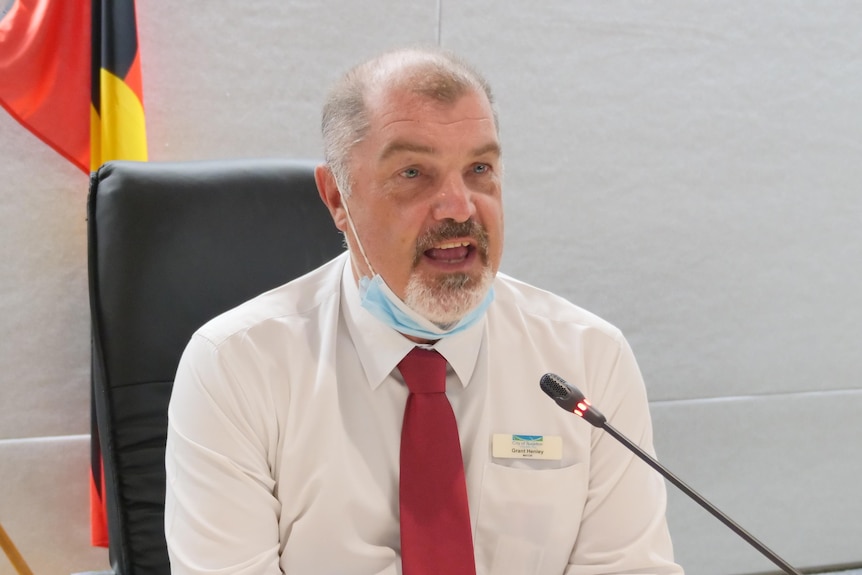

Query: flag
[1,0,148,548]
[0,0,92,172]
[90,0,147,171]
[0,0,146,173]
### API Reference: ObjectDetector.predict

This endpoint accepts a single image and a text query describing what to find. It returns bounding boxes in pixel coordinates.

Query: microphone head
[540,373,585,407]
[539,373,606,427]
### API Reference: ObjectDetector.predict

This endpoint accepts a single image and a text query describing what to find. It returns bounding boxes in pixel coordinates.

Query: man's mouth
[413,219,489,268]
[424,241,473,263]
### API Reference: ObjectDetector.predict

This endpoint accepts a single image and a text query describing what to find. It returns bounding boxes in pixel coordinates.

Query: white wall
[1,2,860,574]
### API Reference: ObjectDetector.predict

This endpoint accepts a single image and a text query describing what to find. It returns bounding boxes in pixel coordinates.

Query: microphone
[539,373,803,575]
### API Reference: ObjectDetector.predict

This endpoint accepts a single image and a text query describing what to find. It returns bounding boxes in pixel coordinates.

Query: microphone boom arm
[539,372,803,575]
[600,421,802,575]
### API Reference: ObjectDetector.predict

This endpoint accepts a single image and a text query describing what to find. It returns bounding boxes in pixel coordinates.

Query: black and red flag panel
[90,0,148,548]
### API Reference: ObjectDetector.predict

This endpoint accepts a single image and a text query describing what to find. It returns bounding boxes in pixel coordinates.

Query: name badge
[492,434,562,460]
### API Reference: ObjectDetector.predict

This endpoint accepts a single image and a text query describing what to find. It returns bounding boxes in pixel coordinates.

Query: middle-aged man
[165,47,683,575]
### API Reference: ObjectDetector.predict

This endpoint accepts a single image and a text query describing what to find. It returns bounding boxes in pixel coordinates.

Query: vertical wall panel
[652,392,862,573]
[442,0,862,400]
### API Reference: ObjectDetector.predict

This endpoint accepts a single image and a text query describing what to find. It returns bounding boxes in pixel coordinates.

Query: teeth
[435,241,470,249]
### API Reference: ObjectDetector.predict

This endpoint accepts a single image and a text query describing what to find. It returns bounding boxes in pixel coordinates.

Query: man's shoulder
[492,272,623,340]
[194,253,347,346]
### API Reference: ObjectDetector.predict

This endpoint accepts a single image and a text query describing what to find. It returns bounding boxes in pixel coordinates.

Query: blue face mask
[359,273,494,340]
[337,184,493,339]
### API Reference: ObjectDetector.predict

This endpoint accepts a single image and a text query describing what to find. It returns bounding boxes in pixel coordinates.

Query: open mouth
[424,240,474,264]
[414,219,489,269]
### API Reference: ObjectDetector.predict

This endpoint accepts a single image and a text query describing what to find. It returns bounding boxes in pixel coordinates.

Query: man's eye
[473,163,489,174]
[401,168,420,179]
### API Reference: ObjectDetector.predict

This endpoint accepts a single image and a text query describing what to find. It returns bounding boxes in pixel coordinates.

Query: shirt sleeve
[165,332,283,575]
[565,335,684,575]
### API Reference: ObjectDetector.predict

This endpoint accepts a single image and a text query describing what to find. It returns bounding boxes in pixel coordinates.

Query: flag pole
[0,522,35,575]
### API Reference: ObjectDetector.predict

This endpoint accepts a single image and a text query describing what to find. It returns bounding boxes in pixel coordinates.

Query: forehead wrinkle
[375,111,491,134]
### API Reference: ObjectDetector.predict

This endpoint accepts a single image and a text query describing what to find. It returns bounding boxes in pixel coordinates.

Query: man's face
[340,86,504,326]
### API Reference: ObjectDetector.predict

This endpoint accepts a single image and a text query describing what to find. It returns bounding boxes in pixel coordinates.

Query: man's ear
[315,164,348,233]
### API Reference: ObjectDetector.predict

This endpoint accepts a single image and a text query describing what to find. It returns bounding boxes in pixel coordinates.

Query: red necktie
[398,348,476,575]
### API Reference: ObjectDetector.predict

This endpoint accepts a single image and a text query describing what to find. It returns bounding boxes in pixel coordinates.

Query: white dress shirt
[165,252,682,575]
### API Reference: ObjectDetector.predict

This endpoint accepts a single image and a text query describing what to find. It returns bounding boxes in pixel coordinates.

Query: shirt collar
[340,257,486,390]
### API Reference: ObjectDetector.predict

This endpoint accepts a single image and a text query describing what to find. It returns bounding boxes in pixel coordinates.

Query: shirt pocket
[474,461,587,575]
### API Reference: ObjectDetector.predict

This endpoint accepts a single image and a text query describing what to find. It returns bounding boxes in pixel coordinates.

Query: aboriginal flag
[0,0,147,547]
[0,0,146,173]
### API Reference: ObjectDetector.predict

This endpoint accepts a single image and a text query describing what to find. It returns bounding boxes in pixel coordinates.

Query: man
[165,47,683,575]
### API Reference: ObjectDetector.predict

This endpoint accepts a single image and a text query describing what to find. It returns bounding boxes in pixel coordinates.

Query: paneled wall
[1,2,859,574]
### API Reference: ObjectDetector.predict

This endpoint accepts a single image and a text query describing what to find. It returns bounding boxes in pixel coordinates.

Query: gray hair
[321,47,498,195]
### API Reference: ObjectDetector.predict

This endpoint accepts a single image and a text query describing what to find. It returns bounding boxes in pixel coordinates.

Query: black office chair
[87,159,345,574]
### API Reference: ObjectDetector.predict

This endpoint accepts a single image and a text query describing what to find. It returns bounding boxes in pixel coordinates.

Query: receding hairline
[362,48,492,102]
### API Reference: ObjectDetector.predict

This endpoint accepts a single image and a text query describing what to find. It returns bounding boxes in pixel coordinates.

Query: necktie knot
[397,348,447,394]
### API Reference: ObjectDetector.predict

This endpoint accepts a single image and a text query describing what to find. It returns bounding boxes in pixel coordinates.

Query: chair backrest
[87,159,345,574]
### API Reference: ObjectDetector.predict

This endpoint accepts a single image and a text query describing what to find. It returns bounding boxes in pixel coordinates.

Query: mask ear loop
[339,188,377,278]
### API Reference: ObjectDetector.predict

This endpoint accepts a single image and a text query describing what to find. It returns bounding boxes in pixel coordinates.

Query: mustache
[413,219,490,265]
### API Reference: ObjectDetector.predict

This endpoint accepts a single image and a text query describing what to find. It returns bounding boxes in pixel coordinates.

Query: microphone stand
[601,421,803,575]
[539,373,803,575]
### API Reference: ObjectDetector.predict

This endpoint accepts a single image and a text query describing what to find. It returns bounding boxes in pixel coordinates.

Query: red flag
[0,0,91,172]
[1,0,148,547]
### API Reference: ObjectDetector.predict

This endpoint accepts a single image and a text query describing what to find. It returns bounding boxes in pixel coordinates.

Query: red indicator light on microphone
[575,399,594,418]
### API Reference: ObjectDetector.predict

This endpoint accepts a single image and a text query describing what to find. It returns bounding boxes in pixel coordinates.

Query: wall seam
[651,387,862,407]
[436,0,442,45]
[0,433,89,446]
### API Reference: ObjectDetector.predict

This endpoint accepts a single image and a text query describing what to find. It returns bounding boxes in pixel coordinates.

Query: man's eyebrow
[379,141,437,162]
[471,142,502,158]
[379,140,502,162]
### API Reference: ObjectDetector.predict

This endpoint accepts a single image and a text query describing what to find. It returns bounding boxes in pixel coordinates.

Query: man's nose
[431,174,475,223]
